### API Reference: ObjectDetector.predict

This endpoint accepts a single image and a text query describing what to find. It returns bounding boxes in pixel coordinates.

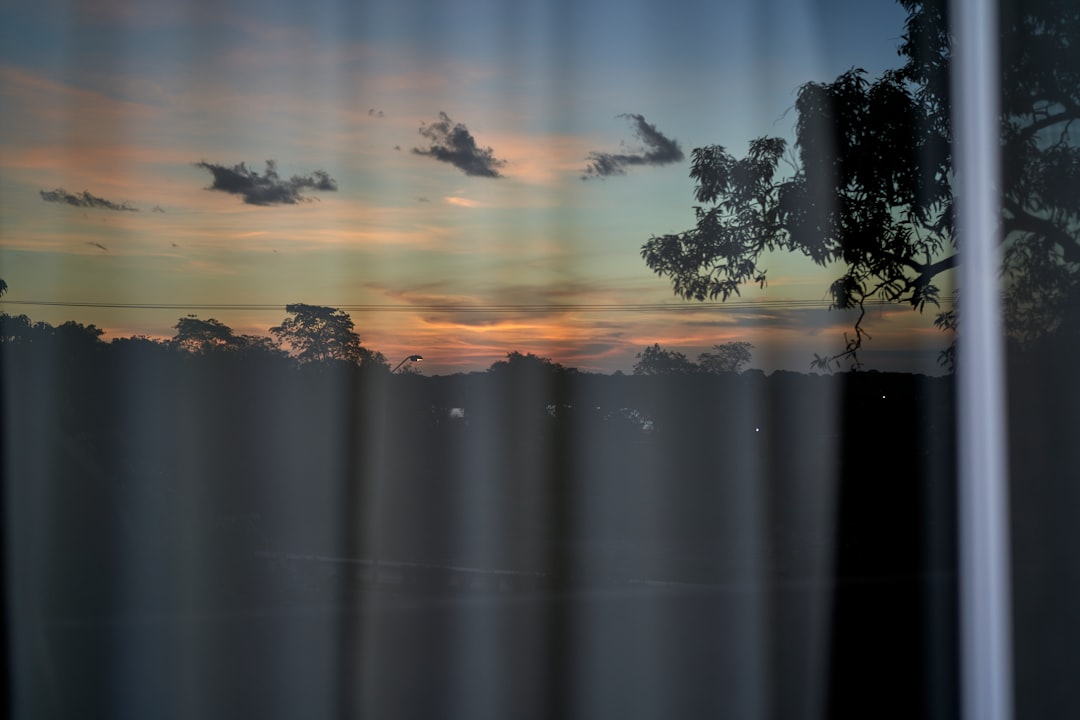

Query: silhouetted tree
[169,315,286,359]
[0,314,51,344]
[108,334,168,353]
[632,343,698,375]
[358,346,390,371]
[270,303,370,365]
[642,0,1080,363]
[0,316,105,351]
[487,351,565,377]
[171,316,238,353]
[53,321,105,351]
[234,334,290,359]
[697,341,754,374]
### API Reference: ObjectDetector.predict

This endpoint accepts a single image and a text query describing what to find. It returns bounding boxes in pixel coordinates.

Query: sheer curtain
[7,1,1078,719]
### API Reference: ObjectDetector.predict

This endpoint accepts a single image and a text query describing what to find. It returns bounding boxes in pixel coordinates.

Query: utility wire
[0,296,957,313]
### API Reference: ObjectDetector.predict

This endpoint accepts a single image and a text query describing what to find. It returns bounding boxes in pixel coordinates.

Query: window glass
[1,2,971,718]
[997,1,1080,717]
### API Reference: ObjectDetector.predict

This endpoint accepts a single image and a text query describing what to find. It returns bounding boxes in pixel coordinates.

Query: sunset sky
[0,0,950,375]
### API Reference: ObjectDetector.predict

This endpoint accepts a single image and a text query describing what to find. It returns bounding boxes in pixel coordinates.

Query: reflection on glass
[11,0,1078,718]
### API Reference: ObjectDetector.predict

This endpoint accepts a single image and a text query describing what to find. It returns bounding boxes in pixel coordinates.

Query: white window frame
[951,1,1013,719]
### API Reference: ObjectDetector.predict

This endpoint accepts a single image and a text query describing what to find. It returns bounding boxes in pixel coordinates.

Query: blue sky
[0,0,950,374]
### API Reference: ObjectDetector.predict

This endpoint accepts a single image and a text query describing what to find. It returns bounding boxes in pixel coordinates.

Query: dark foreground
[25,573,952,720]
[4,345,959,718]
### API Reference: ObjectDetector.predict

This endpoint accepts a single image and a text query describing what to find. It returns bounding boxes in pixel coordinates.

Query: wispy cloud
[412,112,506,178]
[194,159,337,206]
[87,241,109,251]
[444,196,481,208]
[582,113,684,179]
[40,188,139,211]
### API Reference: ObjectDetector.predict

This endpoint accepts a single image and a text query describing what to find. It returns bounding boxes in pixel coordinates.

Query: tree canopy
[633,341,755,375]
[270,303,363,364]
[633,344,698,376]
[642,0,1080,366]
[270,303,386,368]
[0,314,103,346]
[171,316,287,358]
[697,341,755,374]
[171,316,238,353]
[487,351,566,377]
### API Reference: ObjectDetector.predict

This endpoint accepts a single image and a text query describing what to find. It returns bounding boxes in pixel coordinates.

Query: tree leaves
[632,342,754,375]
[270,303,366,365]
[632,344,698,376]
[643,0,1080,362]
[697,342,755,374]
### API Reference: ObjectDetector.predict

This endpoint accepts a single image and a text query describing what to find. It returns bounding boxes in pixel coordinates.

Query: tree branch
[1003,197,1080,264]
[877,249,957,285]
[1016,102,1080,144]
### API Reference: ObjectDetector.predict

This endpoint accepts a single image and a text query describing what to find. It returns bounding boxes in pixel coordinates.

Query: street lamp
[372,353,423,587]
[391,354,423,373]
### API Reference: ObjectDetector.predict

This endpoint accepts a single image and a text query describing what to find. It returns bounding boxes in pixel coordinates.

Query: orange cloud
[444,196,482,208]
[477,132,597,186]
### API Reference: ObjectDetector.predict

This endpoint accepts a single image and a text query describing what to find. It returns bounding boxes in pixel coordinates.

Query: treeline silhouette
[2,309,956,588]
[1,308,963,720]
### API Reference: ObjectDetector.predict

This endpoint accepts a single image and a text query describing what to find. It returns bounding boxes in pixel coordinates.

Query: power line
[0,296,957,313]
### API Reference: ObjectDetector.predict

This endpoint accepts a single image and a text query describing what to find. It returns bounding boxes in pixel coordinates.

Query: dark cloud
[677,305,864,332]
[582,114,685,179]
[368,108,385,118]
[412,112,506,178]
[40,188,138,212]
[194,159,338,206]
[366,280,611,329]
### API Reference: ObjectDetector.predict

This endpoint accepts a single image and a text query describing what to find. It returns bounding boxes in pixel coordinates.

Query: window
[3,2,1075,719]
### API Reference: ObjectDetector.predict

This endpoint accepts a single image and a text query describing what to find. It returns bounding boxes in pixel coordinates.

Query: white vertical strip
[950,1,1013,720]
